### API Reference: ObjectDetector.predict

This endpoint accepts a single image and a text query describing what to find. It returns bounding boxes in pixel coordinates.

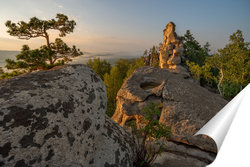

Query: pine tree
[5,13,76,49]
[2,13,82,76]
[181,30,210,66]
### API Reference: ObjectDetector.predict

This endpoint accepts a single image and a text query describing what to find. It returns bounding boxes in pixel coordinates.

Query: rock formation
[143,22,193,82]
[111,66,228,166]
[0,64,136,167]
[159,22,184,69]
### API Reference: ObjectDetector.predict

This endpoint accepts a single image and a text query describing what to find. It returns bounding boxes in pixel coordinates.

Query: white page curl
[194,84,250,166]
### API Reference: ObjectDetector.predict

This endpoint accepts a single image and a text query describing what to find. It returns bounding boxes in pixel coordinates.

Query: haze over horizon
[0,0,250,56]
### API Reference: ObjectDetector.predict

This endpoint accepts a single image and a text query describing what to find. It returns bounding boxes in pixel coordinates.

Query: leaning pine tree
[2,13,83,79]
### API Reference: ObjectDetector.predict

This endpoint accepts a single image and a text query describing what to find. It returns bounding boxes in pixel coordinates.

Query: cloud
[53,3,63,9]
[68,15,78,22]
[34,9,43,14]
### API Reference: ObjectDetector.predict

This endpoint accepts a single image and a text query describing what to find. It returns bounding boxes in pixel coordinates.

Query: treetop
[5,13,76,40]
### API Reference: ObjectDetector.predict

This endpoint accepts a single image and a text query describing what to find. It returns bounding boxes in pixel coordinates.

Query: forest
[1,14,249,118]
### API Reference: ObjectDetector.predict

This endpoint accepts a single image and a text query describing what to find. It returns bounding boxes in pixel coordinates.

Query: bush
[220,81,242,100]
[126,102,171,167]
[0,70,27,79]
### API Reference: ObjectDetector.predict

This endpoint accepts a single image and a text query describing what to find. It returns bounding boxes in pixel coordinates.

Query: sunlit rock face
[0,64,136,167]
[112,66,228,166]
[159,22,195,83]
[159,22,184,69]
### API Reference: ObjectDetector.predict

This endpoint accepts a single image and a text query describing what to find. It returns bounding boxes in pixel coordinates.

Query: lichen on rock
[0,64,136,167]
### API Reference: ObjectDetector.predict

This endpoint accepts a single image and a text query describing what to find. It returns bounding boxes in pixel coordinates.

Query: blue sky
[0,0,249,55]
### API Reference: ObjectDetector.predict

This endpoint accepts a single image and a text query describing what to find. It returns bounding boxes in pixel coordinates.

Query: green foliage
[0,67,4,75]
[4,38,82,73]
[3,13,82,79]
[181,30,218,88]
[148,45,158,55]
[87,56,146,117]
[86,57,112,81]
[5,13,76,46]
[207,30,250,98]
[114,58,131,79]
[220,82,242,100]
[104,65,124,117]
[205,53,228,96]
[143,49,148,56]
[152,62,160,68]
[181,30,210,66]
[104,56,146,117]
[0,70,27,79]
[186,60,213,84]
[143,45,160,68]
[126,102,171,167]
[50,38,83,63]
[221,30,250,87]
[103,56,147,117]
[150,45,160,68]
[125,56,146,80]
[187,30,250,98]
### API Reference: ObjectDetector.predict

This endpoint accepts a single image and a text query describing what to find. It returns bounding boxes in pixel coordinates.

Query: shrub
[126,102,171,167]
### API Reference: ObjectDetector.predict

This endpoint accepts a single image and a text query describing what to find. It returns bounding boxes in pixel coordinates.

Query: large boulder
[0,64,136,167]
[112,66,228,166]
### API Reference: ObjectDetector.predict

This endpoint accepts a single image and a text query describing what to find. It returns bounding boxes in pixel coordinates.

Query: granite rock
[112,66,228,166]
[0,64,136,167]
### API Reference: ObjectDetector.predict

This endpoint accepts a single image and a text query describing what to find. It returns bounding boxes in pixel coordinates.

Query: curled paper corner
[193,84,250,166]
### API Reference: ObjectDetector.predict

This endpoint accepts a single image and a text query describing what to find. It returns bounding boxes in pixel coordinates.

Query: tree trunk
[44,31,50,49]
[52,58,57,64]
[218,69,224,96]
[196,77,200,84]
[44,32,53,65]
[241,67,244,91]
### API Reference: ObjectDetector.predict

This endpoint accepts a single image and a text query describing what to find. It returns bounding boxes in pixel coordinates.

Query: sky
[0,0,250,57]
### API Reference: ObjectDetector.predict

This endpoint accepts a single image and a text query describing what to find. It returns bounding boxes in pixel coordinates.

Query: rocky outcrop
[0,64,136,167]
[159,22,193,82]
[112,66,228,166]
[159,22,184,69]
